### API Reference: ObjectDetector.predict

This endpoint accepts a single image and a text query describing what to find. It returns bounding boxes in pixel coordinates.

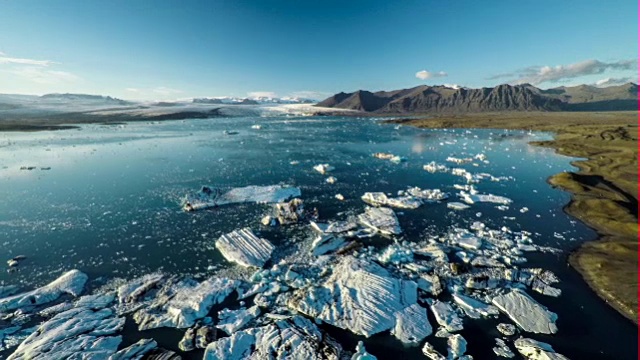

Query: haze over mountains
[316,83,638,113]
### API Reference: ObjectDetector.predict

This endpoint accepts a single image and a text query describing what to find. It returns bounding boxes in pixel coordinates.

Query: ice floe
[352,341,377,360]
[428,300,463,332]
[216,305,261,335]
[447,333,468,359]
[215,228,275,268]
[361,192,422,209]
[313,164,334,174]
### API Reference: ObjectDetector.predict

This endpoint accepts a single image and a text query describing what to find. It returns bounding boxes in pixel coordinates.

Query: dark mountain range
[316,83,638,113]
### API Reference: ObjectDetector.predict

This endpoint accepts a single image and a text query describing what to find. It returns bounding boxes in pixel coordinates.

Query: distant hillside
[316,83,638,113]
[41,93,131,105]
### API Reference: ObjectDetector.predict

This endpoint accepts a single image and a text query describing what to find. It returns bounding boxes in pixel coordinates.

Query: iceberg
[215,228,275,268]
[459,191,512,205]
[274,198,305,225]
[0,270,87,312]
[429,300,463,332]
[357,206,402,235]
[390,303,432,345]
[352,341,377,360]
[423,161,449,173]
[216,305,261,335]
[203,316,342,360]
[453,293,499,319]
[492,289,558,334]
[514,338,569,360]
[7,306,125,360]
[447,334,468,359]
[287,256,417,337]
[108,339,157,360]
[133,277,240,330]
[493,338,515,358]
[182,185,301,211]
[447,202,470,210]
[401,187,449,202]
[310,234,348,256]
[422,342,446,360]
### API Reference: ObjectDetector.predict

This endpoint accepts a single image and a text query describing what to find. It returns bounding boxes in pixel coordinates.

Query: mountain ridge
[316,83,638,113]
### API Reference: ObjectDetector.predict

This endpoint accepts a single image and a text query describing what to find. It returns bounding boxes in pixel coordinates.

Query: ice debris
[215,228,275,268]
[311,234,348,256]
[452,293,499,319]
[447,202,471,210]
[422,342,446,360]
[423,161,449,173]
[493,338,515,358]
[182,185,301,211]
[447,333,468,359]
[497,323,517,336]
[109,338,157,360]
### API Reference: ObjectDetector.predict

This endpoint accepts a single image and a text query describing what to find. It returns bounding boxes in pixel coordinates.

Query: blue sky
[0,0,636,100]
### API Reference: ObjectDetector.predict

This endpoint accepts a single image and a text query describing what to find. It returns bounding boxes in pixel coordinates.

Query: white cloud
[152,86,183,95]
[8,67,80,84]
[416,70,448,80]
[443,83,462,89]
[491,59,637,85]
[594,77,634,87]
[248,91,277,98]
[125,88,141,92]
[0,54,55,67]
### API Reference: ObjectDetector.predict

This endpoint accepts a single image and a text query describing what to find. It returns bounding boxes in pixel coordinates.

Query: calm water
[0,116,636,359]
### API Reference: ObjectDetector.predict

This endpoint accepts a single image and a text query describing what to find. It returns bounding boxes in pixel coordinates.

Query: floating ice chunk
[497,323,517,336]
[287,256,417,337]
[310,234,348,256]
[326,176,338,184]
[216,305,261,335]
[493,338,515,358]
[447,333,468,359]
[390,303,432,345]
[471,256,504,267]
[491,289,558,334]
[0,326,22,351]
[361,192,421,209]
[251,124,261,129]
[415,244,448,262]
[452,293,499,319]
[446,156,473,164]
[452,232,483,250]
[514,338,569,360]
[401,187,449,202]
[417,274,443,296]
[0,285,19,298]
[377,244,414,265]
[357,206,402,235]
[422,342,446,360]
[423,161,449,173]
[8,307,125,360]
[216,228,275,268]
[183,185,301,211]
[0,270,88,312]
[459,191,512,205]
[447,202,470,210]
[335,194,345,201]
[313,164,334,174]
[429,300,463,332]
[203,316,342,360]
[390,155,406,163]
[133,277,240,330]
[352,341,377,360]
[108,338,157,360]
[373,152,395,160]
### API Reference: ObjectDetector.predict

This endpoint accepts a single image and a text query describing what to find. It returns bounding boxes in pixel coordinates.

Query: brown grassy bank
[388,111,638,323]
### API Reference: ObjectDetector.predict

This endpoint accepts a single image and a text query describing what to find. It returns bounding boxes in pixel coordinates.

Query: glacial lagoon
[0,116,636,359]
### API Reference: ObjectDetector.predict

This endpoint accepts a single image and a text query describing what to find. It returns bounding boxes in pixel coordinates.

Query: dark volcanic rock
[316,83,637,113]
